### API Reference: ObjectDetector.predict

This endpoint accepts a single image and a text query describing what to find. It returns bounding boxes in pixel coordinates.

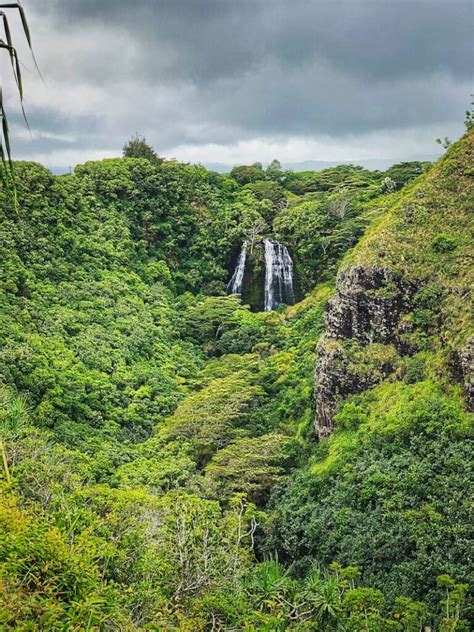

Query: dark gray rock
[325,265,414,344]
[315,265,414,439]
[315,337,398,440]
[459,337,474,411]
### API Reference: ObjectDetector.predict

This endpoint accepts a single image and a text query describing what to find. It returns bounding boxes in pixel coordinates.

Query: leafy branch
[0,2,40,200]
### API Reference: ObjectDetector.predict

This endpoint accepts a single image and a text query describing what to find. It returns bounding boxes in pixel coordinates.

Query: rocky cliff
[314,129,474,439]
[315,265,411,438]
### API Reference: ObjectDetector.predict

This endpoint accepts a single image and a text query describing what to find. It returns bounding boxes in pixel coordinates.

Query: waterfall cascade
[227,238,295,311]
[263,239,295,311]
[227,241,247,295]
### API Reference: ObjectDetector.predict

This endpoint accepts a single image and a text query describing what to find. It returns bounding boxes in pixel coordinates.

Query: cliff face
[453,336,474,411]
[460,338,474,409]
[315,265,411,439]
[324,265,414,344]
[314,129,474,440]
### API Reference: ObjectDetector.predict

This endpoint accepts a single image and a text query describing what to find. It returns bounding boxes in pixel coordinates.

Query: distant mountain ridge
[204,154,441,173]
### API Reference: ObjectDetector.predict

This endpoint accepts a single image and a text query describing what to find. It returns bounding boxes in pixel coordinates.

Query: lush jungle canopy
[0,129,473,630]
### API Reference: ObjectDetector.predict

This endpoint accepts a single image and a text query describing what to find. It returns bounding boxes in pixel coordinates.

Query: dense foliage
[0,132,472,629]
[122,134,163,165]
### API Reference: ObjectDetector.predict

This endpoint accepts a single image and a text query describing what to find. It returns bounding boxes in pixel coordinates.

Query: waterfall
[264,239,295,311]
[227,239,295,311]
[227,241,247,295]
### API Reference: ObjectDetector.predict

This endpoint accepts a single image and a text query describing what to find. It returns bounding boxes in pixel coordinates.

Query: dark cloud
[40,0,473,81]
[8,0,474,168]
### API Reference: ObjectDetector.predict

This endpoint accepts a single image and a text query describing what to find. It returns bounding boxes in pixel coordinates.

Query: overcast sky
[4,0,473,171]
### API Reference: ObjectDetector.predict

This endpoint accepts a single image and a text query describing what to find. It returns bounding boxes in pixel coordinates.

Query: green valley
[0,128,472,631]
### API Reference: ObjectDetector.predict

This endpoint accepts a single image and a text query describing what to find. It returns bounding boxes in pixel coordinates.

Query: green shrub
[431,234,458,253]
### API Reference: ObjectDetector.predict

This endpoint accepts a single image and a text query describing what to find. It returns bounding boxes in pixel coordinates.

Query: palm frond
[0,1,40,203]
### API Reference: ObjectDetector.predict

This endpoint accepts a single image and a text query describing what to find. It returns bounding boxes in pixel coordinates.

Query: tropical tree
[230,162,265,185]
[205,433,291,502]
[122,133,162,163]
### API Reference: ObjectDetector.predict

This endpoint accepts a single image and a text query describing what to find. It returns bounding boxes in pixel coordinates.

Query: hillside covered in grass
[270,131,474,617]
[0,131,472,630]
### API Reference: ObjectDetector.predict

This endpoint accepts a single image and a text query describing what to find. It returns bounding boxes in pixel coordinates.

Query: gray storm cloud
[6,0,474,170]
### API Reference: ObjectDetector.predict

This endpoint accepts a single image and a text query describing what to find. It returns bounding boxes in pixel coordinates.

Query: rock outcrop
[324,265,414,344]
[315,337,399,439]
[455,336,474,412]
[315,265,414,439]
